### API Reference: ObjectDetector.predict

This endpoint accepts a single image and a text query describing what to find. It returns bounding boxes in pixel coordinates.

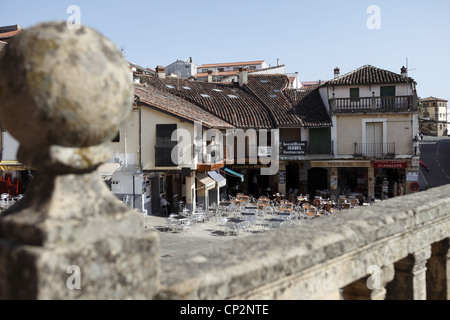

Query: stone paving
[142,212,302,259]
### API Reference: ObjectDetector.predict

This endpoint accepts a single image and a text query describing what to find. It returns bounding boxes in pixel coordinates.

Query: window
[202,69,209,73]
[155,124,177,167]
[112,132,120,142]
[218,68,224,72]
[182,86,191,90]
[309,128,331,154]
[165,84,175,89]
[200,94,211,98]
[227,94,238,98]
[350,88,360,101]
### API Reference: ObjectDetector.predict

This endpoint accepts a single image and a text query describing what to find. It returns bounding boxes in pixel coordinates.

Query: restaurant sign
[311,160,371,168]
[373,160,407,169]
[281,141,308,155]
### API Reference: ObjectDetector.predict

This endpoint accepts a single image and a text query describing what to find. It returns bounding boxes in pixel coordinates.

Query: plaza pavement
[142,213,276,259]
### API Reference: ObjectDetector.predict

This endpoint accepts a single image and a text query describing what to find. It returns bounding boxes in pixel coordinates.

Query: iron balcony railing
[330,95,417,113]
[354,142,395,158]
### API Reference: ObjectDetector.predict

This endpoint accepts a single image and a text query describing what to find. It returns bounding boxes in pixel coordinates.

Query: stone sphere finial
[0,21,133,170]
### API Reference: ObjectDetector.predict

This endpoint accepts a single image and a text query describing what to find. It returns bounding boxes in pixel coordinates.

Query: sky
[1,0,449,101]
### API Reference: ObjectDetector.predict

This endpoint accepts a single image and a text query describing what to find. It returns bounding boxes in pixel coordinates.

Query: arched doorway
[308,168,328,199]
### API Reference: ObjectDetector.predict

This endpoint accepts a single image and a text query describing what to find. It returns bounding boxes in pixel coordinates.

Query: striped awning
[196,173,216,190]
[208,171,227,188]
[98,162,120,180]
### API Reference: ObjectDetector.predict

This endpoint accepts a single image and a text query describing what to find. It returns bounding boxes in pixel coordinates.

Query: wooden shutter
[155,124,177,167]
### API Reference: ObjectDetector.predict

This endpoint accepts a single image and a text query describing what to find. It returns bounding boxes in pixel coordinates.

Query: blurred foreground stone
[0,21,159,299]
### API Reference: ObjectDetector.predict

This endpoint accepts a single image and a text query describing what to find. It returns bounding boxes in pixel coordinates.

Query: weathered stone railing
[0,22,448,300]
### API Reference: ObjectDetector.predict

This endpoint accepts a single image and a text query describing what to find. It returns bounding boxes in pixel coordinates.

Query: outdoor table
[169,216,190,232]
[225,218,246,235]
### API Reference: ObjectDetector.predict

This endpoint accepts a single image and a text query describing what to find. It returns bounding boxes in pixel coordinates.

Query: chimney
[207,70,213,83]
[238,67,248,87]
[334,67,340,79]
[401,66,407,77]
[156,65,165,79]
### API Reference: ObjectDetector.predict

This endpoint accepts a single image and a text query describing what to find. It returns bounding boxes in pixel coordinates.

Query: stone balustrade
[155,185,449,300]
[0,22,448,300]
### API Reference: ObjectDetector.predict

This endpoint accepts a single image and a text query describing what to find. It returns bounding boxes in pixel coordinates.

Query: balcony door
[365,122,383,156]
[380,86,395,109]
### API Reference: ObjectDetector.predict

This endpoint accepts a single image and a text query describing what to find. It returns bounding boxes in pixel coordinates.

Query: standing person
[420,131,424,141]
[160,193,171,216]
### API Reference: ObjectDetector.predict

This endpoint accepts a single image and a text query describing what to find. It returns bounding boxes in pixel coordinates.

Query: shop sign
[406,172,418,182]
[281,141,308,155]
[373,160,407,169]
[230,164,270,170]
[311,161,371,168]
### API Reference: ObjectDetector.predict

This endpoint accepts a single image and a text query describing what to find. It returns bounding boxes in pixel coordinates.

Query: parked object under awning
[224,168,244,182]
[208,171,227,188]
[196,173,216,190]
[98,162,120,180]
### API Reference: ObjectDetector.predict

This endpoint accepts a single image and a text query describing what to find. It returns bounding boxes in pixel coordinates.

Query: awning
[419,160,429,172]
[0,161,28,171]
[208,171,227,188]
[98,162,120,180]
[196,173,216,190]
[224,168,244,182]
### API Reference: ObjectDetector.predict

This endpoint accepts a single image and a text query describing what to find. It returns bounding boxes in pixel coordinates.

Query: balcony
[330,95,418,114]
[354,142,395,158]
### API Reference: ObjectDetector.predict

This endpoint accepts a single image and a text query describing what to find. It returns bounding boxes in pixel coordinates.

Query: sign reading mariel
[281,141,308,155]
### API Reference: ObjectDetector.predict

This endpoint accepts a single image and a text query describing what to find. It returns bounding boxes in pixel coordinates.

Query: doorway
[307,167,328,199]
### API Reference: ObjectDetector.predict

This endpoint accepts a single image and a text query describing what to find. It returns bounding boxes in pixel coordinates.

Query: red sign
[373,160,407,169]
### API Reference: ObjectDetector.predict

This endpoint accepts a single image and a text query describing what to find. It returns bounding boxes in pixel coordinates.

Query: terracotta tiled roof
[193,70,239,78]
[422,97,448,102]
[134,84,233,129]
[325,65,415,86]
[199,60,265,68]
[245,74,303,128]
[139,75,276,129]
[284,88,332,128]
[0,29,23,40]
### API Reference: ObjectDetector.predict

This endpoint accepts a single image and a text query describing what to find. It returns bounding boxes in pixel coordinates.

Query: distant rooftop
[422,96,448,102]
[0,25,24,42]
[198,60,266,68]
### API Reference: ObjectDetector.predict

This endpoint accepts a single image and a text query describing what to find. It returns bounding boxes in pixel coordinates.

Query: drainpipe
[132,107,142,209]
